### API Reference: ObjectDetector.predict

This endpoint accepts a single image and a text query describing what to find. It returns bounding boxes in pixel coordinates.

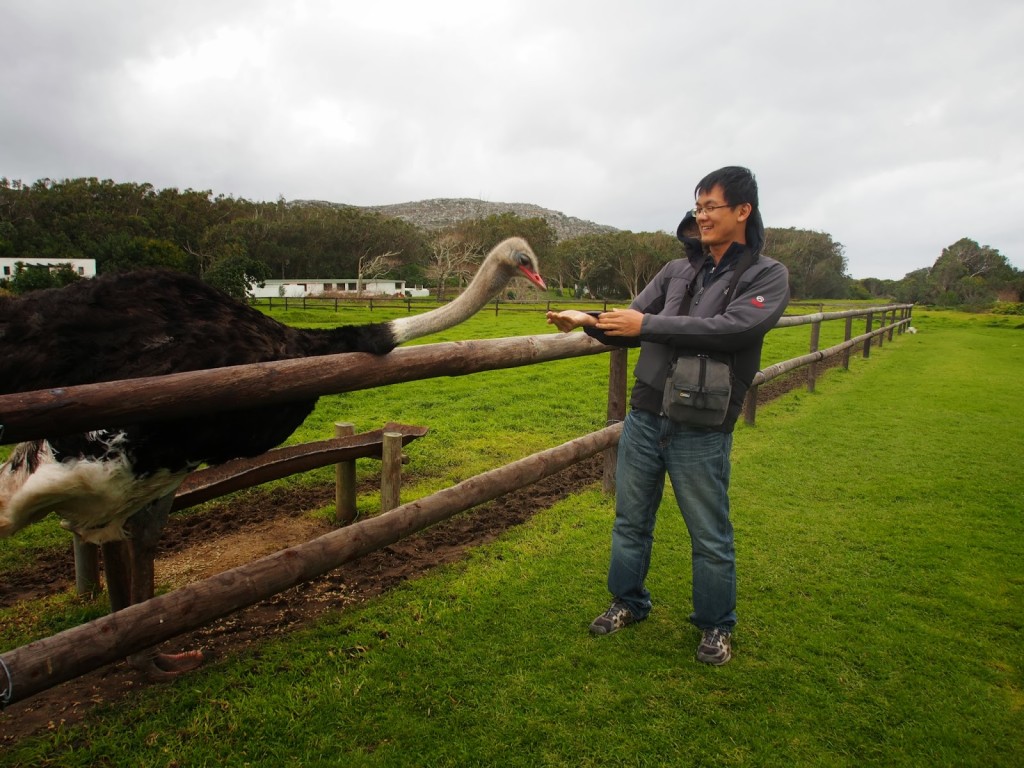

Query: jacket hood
[746,207,765,255]
[675,210,703,259]
[676,207,765,257]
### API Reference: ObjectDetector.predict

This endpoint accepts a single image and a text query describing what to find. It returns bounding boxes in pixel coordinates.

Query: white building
[0,257,97,280]
[248,278,429,298]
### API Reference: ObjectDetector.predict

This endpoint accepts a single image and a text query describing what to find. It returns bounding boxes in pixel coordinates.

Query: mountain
[294,197,618,241]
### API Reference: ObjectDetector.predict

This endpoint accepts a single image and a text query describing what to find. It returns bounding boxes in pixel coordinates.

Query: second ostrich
[0,236,545,677]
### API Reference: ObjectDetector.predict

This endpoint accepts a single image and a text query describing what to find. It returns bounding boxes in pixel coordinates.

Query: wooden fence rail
[0,306,912,447]
[252,295,905,319]
[169,424,428,512]
[251,296,614,315]
[0,333,609,446]
[71,423,429,596]
[741,305,913,424]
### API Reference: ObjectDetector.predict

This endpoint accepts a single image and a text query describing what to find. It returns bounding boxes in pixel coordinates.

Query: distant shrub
[992,302,1024,316]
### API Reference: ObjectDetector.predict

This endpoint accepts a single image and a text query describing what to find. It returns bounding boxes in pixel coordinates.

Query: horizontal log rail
[253,296,911,319]
[0,423,622,707]
[741,313,912,424]
[0,333,608,445]
[754,317,909,386]
[0,306,913,447]
[773,303,912,328]
[171,423,428,511]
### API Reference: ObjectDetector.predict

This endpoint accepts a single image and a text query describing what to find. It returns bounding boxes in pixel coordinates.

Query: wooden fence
[252,295,742,316]
[0,304,912,707]
[252,295,552,315]
[743,304,913,424]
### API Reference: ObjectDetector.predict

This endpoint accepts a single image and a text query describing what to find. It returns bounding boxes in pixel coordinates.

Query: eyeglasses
[691,203,738,217]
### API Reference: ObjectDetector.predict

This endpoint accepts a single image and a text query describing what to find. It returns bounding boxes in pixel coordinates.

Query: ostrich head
[470,236,546,295]
[390,237,545,344]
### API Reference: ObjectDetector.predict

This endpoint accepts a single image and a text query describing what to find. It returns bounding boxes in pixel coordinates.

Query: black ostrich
[0,237,544,677]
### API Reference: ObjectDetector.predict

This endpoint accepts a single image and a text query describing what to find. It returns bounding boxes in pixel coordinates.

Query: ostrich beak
[518,265,546,290]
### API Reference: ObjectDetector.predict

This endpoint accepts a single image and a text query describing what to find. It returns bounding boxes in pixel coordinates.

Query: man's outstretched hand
[545,309,596,333]
[547,308,643,337]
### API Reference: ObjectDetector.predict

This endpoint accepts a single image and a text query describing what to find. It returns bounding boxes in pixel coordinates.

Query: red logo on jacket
[751,295,766,308]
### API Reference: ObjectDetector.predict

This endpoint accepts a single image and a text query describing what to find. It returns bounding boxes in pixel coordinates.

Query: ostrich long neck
[389,269,505,344]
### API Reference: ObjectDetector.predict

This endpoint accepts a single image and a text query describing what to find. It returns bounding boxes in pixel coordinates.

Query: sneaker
[696,628,732,665]
[589,600,639,636]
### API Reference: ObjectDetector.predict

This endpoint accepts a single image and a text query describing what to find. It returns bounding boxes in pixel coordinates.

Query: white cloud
[2,0,1022,279]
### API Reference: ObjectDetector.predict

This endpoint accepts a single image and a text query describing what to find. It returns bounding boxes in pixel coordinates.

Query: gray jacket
[585,238,790,432]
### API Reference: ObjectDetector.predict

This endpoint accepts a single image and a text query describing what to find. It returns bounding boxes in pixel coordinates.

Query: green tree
[0,220,15,258]
[764,227,849,299]
[203,245,273,300]
[928,237,1018,306]
[609,231,681,299]
[852,277,898,300]
[152,186,240,274]
[50,262,83,288]
[456,213,557,270]
[894,267,932,304]
[99,234,191,274]
[552,234,614,298]
[552,231,682,300]
[7,262,81,294]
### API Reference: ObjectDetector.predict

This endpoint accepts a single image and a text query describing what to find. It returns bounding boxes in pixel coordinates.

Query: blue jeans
[608,408,736,631]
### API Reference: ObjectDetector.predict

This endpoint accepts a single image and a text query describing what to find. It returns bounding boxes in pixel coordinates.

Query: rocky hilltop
[295,197,618,241]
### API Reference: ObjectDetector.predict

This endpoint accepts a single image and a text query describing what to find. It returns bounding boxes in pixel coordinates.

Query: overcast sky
[2,1,1021,280]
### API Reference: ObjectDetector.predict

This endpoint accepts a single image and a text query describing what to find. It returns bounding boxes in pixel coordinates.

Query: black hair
[695,165,758,208]
[694,166,764,254]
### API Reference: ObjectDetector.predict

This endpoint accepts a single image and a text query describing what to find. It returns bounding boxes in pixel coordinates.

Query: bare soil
[0,364,825,744]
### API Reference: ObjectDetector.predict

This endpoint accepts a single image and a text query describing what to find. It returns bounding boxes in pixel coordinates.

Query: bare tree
[426,234,482,300]
[553,235,606,299]
[356,250,400,294]
[611,233,677,299]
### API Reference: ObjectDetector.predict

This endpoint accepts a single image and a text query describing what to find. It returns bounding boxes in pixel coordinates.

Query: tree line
[1,177,1019,307]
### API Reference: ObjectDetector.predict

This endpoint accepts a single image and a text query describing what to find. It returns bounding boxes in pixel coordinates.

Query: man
[547,166,789,665]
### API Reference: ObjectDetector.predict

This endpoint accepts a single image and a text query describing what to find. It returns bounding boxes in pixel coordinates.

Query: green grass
[3,309,1022,766]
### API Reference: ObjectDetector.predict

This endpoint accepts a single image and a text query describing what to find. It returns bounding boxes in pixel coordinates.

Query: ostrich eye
[515,252,530,266]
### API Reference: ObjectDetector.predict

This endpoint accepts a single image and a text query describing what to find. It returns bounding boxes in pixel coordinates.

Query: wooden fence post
[903,306,914,333]
[381,431,403,512]
[72,535,100,598]
[742,386,759,426]
[843,316,854,370]
[334,422,357,525]
[807,319,821,392]
[863,312,874,358]
[604,348,628,494]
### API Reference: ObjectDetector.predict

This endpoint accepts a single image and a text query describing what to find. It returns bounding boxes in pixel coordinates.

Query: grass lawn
[2,308,1022,766]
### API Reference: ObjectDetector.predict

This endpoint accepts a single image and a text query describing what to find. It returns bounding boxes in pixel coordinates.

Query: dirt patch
[0,358,843,744]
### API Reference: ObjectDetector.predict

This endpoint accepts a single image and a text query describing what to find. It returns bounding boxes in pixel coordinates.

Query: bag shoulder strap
[679,248,757,316]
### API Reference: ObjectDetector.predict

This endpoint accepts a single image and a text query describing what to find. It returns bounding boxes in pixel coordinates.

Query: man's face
[694,184,749,250]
